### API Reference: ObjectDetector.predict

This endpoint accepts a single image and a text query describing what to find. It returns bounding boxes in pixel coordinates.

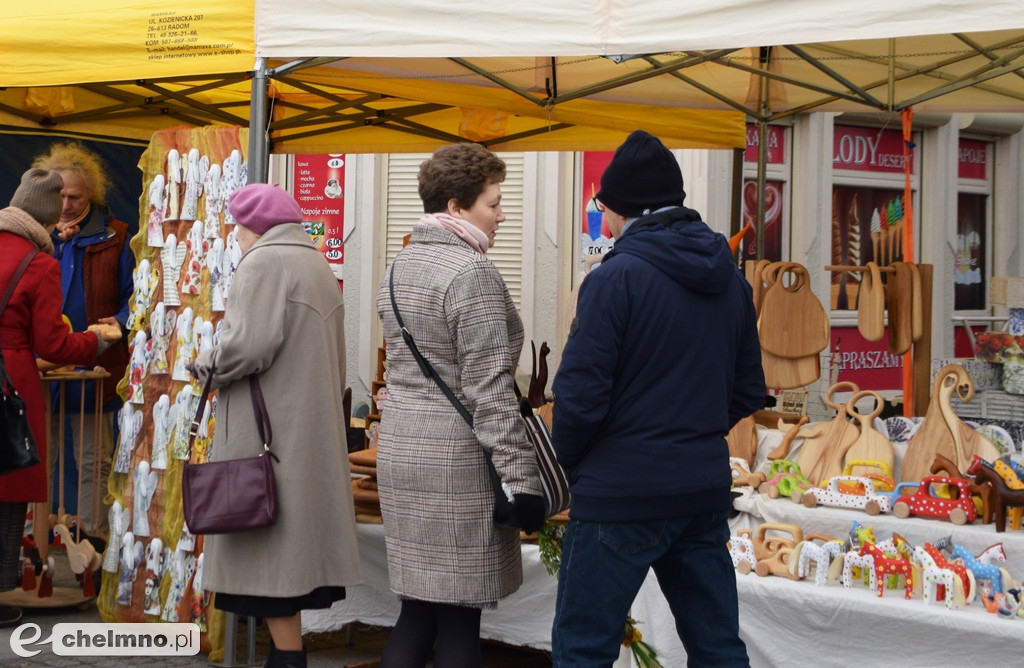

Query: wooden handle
[845,390,884,422]
[824,381,860,410]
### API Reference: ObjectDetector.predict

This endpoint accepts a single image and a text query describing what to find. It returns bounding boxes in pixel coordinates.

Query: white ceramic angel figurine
[222,226,243,305]
[175,521,196,554]
[166,148,182,221]
[149,302,175,375]
[117,532,143,606]
[147,174,167,247]
[171,307,195,382]
[126,259,159,332]
[127,330,150,405]
[190,552,209,631]
[214,319,223,346]
[203,163,223,228]
[180,220,207,296]
[182,148,207,221]
[220,149,244,225]
[197,318,214,357]
[132,461,158,537]
[161,233,186,306]
[142,537,166,616]
[150,393,175,470]
[161,550,197,622]
[102,500,131,573]
[114,403,143,474]
[171,385,199,460]
[207,237,226,311]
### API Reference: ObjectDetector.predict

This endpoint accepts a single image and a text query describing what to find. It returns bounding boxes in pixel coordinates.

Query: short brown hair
[418,143,506,214]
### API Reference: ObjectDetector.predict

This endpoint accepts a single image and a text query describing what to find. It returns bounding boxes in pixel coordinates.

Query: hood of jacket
[604,206,734,295]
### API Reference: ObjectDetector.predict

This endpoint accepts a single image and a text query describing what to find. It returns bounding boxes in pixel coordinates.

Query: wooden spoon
[857,262,885,341]
[843,390,894,477]
[796,381,861,485]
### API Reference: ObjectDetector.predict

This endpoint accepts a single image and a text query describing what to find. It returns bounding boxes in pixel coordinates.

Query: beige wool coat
[193,224,362,598]
[375,225,541,605]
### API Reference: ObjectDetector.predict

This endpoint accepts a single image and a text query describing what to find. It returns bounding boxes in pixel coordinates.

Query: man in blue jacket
[551,130,765,667]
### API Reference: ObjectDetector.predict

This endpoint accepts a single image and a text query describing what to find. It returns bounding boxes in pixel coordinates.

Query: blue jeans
[552,512,749,667]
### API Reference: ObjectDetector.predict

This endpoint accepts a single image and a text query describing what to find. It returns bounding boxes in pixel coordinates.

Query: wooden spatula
[857,262,885,341]
[886,262,913,355]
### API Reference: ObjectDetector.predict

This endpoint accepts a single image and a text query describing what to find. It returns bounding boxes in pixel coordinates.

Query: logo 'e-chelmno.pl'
[9,623,201,658]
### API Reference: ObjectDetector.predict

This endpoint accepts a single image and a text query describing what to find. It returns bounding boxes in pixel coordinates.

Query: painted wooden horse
[924,542,974,604]
[967,456,1024,532]
[792,536,845,586]
[860,542,914,599]
[912,545,962,610]
[841,549,878,592]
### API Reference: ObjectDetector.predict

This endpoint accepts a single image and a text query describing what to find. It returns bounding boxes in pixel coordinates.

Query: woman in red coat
[0,169,119,627]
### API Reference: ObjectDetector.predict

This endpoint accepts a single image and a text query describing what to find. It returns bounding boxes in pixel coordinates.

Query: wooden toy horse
[949,542,1011,594]
[967,456,1024,532]
[791,535,845,586]
[977,542,1007,565]
[841,550,878,592]
[924,542,973,604]
[912,545,962,610]
[860,543,914,599]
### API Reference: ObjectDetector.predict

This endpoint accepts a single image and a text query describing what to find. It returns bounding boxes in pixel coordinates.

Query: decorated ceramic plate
[975,424,1016,456]
[884,416,919,445]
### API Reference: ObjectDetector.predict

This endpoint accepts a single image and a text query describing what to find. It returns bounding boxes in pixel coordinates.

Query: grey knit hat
[10,168,63,226]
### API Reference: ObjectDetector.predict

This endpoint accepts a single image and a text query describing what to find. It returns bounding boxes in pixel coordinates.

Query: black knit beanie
[10,168,63,226]
[595,130,686,217]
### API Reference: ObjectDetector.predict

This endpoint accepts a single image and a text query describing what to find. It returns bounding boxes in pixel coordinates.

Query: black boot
[262,645,279,667]
[275,648,306,668]
[0,605,23,628]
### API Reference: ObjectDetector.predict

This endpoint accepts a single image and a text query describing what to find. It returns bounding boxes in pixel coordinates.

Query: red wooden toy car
[891,475,977,525]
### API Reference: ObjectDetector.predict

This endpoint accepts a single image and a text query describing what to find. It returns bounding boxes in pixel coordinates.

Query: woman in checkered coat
[375,144,544,666]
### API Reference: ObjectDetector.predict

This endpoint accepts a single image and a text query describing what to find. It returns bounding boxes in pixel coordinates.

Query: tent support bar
[482,123,575,147]
[450,58,546,107]
[785,44,883,108]
[642,56,759,117]
[248,58,270,184]
[900,58,1024,108]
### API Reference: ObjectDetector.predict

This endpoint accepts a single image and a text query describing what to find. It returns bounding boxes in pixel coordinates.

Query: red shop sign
[292,154,345,279]
[833,125,913,174]
[828,326,903,391]
[958,139,988,180]
[744,124,786,164]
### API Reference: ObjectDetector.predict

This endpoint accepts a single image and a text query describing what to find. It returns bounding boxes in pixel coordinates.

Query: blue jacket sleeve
[551,270,627,471]
[113,235,136,330]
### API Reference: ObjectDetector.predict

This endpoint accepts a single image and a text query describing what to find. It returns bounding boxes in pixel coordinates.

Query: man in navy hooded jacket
[551,130,765,667]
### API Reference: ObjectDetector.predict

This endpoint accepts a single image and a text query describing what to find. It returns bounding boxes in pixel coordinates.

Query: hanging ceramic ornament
[182,148,205,221]
[114,403,143,473]
[147,174,167,247]
[142,537,165,616]
[171,308,195,382]
[127,259,159,332]
[132,461,158,537]
[204,163,223,228]
[166,149,182,221]
[161,234,186,306]
[127,330,150,405]
[116,532,143,606]
[208,237,226,311]
[181,220,207,296]
[149,302,175,375]
[222,227,243,304]
[171,385,199,460]
[151,393,175,470]
[102,500,131,573]
[161,551,196,622]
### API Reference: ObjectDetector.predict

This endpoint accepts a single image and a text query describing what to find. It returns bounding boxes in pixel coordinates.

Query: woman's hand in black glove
[511,493,546,534]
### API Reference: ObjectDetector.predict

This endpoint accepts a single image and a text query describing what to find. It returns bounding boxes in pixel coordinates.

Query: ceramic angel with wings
[147,173,167,247]
[180,220,207,296]
[149,302,175,375]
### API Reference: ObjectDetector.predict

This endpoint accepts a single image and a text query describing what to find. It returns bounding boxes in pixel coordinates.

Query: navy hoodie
[552,207,766,522]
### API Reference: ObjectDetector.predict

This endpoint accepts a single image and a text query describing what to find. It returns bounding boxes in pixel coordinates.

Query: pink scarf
[416,212,489,255]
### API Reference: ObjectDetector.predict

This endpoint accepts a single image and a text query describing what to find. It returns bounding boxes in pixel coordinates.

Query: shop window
[954,192,987,311]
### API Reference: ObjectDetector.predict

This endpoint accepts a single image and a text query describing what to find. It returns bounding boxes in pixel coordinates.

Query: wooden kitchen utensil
[759,263,830,359]
[909,262,923,342]
[843,390,894,477]
[795,381,862,485]
[886,262,913,355]
[761,349,821,390]
[727,415,759,470]
[857,262,885,341]
[901,365,963,483]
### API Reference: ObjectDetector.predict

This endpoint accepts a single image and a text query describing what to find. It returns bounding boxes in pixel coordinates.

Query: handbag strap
[389,263,474,427]
[187,362,279,462]
[1,249,39,393]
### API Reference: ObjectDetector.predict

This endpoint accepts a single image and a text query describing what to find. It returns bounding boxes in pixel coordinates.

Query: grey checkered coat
[375,225,541,605]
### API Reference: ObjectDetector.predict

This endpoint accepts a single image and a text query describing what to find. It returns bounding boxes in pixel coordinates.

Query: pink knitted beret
[227,183,304,235]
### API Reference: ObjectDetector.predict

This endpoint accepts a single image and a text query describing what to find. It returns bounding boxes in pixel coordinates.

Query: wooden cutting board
[761,349,820,390]
[758,263,830,359]
[842,390,894,477]
[933,364,1002,468]
[886,262,913,355]
[909,262,924,342]
[726,415,759,469]
[795,381,861,485]
[900,365,961,482]
[857,262,885,341]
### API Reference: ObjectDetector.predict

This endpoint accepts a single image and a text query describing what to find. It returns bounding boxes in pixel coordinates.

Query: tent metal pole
[248,57,270,184]
[756,47,770,261]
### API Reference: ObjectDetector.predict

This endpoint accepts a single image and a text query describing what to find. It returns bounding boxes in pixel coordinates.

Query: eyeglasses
[591,197,605,213]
